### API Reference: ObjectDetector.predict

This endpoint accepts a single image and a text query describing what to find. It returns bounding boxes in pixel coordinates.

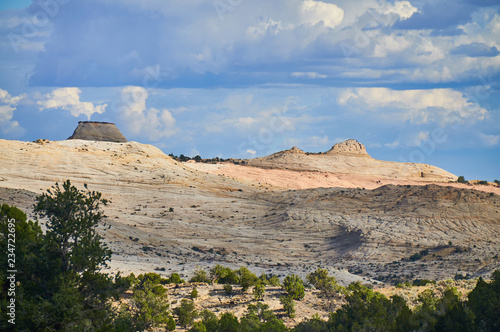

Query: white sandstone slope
[246,139,457,181]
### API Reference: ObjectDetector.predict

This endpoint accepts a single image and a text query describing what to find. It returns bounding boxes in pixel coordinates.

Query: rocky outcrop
[245,139,457,181]
[68,121,127,143]
[327,139,369,156]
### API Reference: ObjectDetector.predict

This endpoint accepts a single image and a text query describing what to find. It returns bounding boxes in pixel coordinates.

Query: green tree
[237,266,258,292]
[34,180,112,274]
[307,268,343,298]
[281,295,296,318]
[169,272,185,284]
[200,309,219,332]
[126,278,170,331]
[218,312,240,331]
[468,271,500,331]
[191,287,199,299]
[210,265,239,284]
[0,181,117,331]
[190,267,210,283]
[457,175,466,183]
[224,284,233,295]
[174,299,198,328]
[253,282,266,301]
[284,274,305,300]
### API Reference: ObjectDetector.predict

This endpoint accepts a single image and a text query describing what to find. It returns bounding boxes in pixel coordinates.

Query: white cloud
[383,1,418,20]
[291,72,327,79]
[300,0,344,29]
[115,86,177,141]
[0,88,24,134]
[37,88,106,120]
[338,88,488,126]
[373,35,412,57]
[246,149,257,155]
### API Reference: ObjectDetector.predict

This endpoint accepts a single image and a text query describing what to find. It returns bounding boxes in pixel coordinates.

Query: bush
[457,176,466,183]
[191,288,198,299]
[223,284,233,295]
[168,273,185,284]
[253,283,266,300]
[174,299,198,328]
[280,296,296,318]
[283,274,305,300]
[494,179,500,186]
[218,312,240,331]
[478,180,489,185]
[190,267,210,283]
[237,267,259,292]
[210,265,239,284]
[307,268,343,298]
[268,275,281,286]
[413,279,436,287]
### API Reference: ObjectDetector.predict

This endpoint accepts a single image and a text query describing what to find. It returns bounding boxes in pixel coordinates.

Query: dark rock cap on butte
[67,121,128,143]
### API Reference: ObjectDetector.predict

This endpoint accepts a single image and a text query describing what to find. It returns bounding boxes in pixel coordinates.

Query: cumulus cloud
[115,86,177,141]
[37,88,106,119]
[338,88,488,126]
[0,88,24,134]
[300,0,344,28]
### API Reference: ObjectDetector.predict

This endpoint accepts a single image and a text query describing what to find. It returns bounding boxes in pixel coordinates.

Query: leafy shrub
[253,283,266,300]
[190,267,210,283]
[191,288,198,299]
[284,274,305,300]
[223,284,233,295]
[457,176,466,183]
[280,296,296,318]
[168,273,185,284]
[174,299,198,328]
[237,267,259,292]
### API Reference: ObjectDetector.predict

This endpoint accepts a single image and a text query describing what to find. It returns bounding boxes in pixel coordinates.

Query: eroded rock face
[327,139,368,156]
[68,121,127,143]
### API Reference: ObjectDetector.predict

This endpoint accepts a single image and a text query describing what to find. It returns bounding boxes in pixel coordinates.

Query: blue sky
[0,0,499,181]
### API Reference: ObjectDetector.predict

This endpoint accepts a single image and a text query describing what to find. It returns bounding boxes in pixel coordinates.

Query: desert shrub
[218,312,240,331]
[174,299,198,328]
[189,321,207,332]
[237,266,259,292]
[223,284,233,295]
[168,273,185,284]
[210,265,239,284]
[494,179,500,186]
[190,267,210,283]
[457,176,466,183]
[284,274,305,300]
[478,180,489,185]
[307,268,343,298]
[280,295,296,318]
[191,288,198,299]
[268,275,281,287]
[294,313,328,332]
[199,309,219,331]
[413,279,436,287]
[253,282,266,300]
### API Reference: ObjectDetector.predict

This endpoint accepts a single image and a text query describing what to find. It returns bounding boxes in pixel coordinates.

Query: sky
[0,0,499,181]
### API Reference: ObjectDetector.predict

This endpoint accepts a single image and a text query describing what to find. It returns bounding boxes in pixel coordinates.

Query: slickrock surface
[0,138,499,285]
[244,140,457,181]
[68,121,127,142]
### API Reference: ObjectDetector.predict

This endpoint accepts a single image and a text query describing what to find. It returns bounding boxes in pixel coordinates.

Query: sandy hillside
[1,138,499,285]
